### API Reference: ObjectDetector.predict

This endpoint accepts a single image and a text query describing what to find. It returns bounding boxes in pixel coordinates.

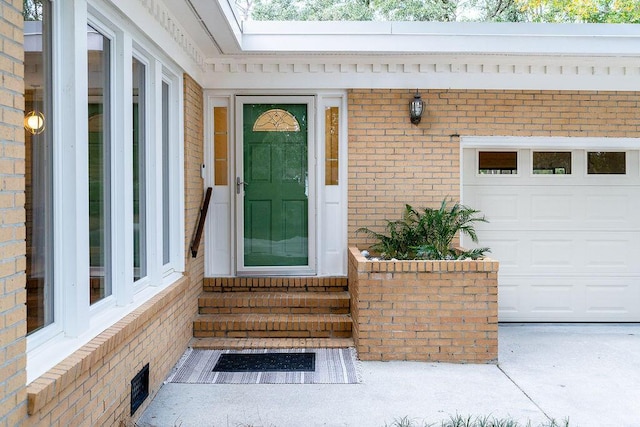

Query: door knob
[236,177,248,194]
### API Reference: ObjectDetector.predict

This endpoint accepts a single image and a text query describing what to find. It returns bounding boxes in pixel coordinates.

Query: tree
[235,0,257,21]
[242,0,640,22]
[374,0,458,21]
[464,0,526,21]
[517,0,640,23]
[23,0,43,21]
[251,0,374,20]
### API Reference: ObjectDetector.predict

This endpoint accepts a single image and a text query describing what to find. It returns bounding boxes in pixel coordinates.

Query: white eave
[239,21,640,57]
[164,0,640,90]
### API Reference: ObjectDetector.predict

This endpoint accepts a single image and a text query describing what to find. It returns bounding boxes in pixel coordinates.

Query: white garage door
[462,144,640,322]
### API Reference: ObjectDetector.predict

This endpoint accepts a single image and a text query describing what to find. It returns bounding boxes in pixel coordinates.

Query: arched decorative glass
[253,108,300,132]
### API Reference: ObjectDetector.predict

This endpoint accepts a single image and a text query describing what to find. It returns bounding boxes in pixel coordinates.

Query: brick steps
[203,276,348,293]
[190,337,355,349]
[194,277,352,345]
[198,291,350,314]
[193,313,352,338]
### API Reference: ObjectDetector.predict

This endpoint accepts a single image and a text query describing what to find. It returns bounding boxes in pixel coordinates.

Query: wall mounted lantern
[24,110,45,135]
[409,91,424,125]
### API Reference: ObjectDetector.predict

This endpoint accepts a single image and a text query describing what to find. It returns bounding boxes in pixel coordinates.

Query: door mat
[166,348,361,384]
[213,352,315,372]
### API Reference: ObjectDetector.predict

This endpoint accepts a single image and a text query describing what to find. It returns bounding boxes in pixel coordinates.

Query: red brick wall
[348,89,640,249]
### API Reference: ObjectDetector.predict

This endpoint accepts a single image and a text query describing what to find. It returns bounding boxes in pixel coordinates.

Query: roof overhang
[239,21,640,57]
[157,0,640,90]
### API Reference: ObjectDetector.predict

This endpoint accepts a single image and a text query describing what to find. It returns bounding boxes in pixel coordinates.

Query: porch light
[409,91,424,125]
[24,110,45,135]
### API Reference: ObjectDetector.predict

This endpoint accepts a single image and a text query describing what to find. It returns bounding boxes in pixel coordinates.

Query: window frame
[586,150,628,176]
[531,150,573,177]
[476,150,520,177]
[86,16,116,312]
[26,2,185,384]
[131,49,152,290]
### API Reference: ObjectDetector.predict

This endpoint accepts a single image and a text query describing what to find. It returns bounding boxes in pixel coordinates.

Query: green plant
[358,199,490,260]
[382,415,571,427]
[356,204,424,259]
[384,416,431,427]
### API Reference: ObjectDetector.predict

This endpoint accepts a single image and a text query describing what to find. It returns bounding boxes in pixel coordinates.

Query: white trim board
[462,136,640,150]
[202,55,640,91]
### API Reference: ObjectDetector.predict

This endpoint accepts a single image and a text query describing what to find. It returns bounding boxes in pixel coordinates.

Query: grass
[384,415,572,427]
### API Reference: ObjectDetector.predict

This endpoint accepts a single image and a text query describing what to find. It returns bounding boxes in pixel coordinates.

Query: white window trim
[462,136,640,150]
[162,71,186,278]
[26,0,185,384]
[131,47,153,292]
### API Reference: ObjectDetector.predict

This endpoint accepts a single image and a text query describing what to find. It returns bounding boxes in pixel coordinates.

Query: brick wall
[24,74,204,426]
[0,0,28,424]
[348,248,498,363]
[348,89,640,248]
[184,73,205,273]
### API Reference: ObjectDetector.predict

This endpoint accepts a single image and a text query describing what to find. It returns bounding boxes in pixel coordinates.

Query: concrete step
[193,313,352,339]
[198,291,350,315]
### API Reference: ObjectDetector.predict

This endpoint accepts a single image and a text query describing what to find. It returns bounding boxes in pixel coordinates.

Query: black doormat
[212,352,316,372]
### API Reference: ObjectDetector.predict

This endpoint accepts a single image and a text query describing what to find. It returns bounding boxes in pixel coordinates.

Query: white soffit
[186,0,243,54]
[109,0,207,76]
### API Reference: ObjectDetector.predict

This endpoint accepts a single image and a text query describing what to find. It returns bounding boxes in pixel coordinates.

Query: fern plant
[356,205,423,259]
[357,199,490,261]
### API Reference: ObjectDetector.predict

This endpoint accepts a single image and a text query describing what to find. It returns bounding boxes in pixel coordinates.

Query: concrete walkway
[139,324,640,427]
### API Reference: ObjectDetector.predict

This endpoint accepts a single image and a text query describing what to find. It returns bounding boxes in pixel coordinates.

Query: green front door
[241,103,309,267]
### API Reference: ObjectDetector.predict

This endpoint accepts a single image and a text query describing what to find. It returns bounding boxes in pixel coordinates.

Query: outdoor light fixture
[25,85,45,135]
[24,110,45,135]
[409,91,424,125]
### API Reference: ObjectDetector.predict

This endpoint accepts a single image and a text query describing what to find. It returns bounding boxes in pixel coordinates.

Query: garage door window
[587,151,626,175]
[478,151,517,175]
[533,152,571,175]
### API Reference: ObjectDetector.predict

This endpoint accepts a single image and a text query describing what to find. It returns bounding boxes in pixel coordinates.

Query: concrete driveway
[139,324,640,427]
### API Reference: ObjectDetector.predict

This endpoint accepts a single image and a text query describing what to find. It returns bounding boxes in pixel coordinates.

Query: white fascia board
[240,21,640,56]
[188,0,243,54]
[462,136,640,150]
[202,54,640,91]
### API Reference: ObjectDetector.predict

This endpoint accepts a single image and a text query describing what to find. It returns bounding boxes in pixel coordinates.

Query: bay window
[26,1,185,382]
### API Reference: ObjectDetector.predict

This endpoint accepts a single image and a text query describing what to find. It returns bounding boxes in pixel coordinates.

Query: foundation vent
[130,363,150,415]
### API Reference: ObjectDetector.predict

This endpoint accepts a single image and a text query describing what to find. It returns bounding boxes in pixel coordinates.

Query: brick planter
[348,247,499,363]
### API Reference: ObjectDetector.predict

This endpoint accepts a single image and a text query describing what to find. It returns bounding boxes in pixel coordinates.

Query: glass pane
[133,58,146,281]
[162,82,170,265]
[588,152,626,175]
[214,107,228,186]
[25,0,54,334]
[243,104,308,267]
[533,152,572,175]
[88,25,112,304]
[325,107,339,185]
[478,151,517,175]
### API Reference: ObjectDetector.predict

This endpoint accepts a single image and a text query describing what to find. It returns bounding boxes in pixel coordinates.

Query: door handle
[236,177,248,194]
